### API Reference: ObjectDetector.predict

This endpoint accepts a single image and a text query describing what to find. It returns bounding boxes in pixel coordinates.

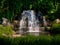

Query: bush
[50,23,60,34]
[0,25,13,36]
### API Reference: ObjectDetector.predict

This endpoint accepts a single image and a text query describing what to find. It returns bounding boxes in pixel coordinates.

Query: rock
[2,18,7,26]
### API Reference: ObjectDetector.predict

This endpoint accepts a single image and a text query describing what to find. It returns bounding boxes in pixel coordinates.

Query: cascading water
[19,10,41,36]
[19,14,27,34]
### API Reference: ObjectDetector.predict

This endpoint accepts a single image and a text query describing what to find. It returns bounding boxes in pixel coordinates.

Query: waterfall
[19,10,41,36]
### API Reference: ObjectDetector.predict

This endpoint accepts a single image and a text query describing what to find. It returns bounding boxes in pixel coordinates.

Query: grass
[0,35,60,45]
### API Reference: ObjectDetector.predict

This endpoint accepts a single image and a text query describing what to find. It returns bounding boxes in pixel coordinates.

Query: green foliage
[0,35,60,45]
[50,23,60,34]
[47,13,56,21]
[0,25,13,36]
[0,0,60,21]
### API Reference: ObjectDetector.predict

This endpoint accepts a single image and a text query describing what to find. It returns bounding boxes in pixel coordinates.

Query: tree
[0,0,60,22]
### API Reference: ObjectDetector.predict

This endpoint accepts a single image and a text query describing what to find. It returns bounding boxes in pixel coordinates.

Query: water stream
[19,10,42,36]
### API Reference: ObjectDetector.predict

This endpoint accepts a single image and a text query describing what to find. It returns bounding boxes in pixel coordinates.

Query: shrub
[0,25,13,36]
[50,23,60,34]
